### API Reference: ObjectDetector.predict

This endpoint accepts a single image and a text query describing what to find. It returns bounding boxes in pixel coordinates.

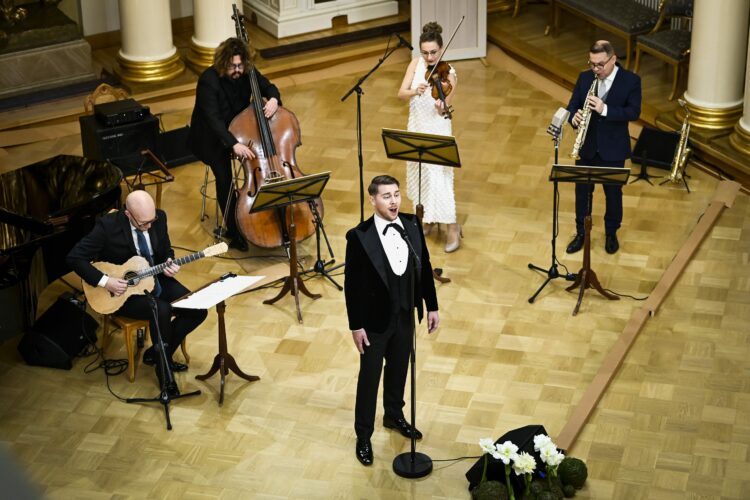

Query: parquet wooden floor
[1,45,749,500]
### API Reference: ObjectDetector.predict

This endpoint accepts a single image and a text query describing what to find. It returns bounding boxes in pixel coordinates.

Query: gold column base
[678,100,743,131]
[186,40,216,75]
[115,51,185,84]
[728,121,750,156]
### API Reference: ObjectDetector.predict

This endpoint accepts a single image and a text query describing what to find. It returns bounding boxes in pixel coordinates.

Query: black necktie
[135,229,161,297]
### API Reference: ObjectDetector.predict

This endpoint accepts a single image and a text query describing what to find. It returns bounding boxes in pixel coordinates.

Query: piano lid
[0,154,122,253]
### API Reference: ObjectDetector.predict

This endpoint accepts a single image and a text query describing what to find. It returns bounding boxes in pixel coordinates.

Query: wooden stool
[102,315,190,382]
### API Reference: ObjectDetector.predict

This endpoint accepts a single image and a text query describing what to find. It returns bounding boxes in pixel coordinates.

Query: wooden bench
[550,0,661,69]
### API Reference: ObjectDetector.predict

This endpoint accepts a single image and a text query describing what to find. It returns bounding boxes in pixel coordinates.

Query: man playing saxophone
[565,40,641,255]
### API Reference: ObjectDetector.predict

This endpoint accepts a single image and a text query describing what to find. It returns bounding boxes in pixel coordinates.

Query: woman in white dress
[398,22,461,252]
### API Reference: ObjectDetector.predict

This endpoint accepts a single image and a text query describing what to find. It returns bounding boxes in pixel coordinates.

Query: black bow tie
[383,222,403,236]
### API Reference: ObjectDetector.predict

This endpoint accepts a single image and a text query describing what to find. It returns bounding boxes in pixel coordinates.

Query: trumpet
[668,99,691,183]
[570,78,599,160]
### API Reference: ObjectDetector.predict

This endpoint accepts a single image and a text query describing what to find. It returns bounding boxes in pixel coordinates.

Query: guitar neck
[136,251,205,280]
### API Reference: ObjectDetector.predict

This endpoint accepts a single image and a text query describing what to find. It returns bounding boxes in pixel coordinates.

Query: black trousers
[207,152,238,238]
[354,310,413,439]
[575,154,626,235]
[116,276,207,360]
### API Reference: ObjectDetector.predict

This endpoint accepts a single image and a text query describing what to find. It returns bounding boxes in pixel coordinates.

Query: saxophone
[668,99,691,183]
[570,78,599,160]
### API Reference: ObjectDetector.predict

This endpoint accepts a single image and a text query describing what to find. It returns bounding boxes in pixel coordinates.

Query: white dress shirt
[373,213,408,276]
[599,64,618,117]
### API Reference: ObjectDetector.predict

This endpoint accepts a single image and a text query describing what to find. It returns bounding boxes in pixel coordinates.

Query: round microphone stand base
[393,452,433,478]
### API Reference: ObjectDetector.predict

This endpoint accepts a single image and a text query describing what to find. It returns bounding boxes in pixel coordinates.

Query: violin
[425,61,454,119]
[422,16,464,120]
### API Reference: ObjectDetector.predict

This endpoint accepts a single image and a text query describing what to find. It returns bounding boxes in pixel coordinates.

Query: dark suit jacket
[188,66,282,166]
[344,213,438,333]
[66,209,174,287]
[566,64,641,162]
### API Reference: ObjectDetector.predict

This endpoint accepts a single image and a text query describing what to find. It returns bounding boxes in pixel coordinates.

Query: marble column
[729,32,750,155]
[186,0,236,74]
[115,0,184,83]
[681,0,749,130]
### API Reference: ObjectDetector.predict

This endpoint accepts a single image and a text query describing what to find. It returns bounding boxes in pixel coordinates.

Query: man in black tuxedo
[565,40,641,255]
[344,175,440,466]
[189,37,282,251]
[67,191,207,391]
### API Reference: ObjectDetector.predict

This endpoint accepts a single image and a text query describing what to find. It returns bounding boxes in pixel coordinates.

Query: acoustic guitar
[83,242,228,314]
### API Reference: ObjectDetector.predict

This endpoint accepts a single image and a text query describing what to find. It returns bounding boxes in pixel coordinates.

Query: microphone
[547,107,570,138]
[395,33,413,51]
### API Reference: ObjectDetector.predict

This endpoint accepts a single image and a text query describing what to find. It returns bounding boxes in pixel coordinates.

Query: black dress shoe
[355,438,373,466]
[229,237,248,252]
[605,233,619,254]
[566,233,585,254]
[383,415,423,440]
[143,350,188,372]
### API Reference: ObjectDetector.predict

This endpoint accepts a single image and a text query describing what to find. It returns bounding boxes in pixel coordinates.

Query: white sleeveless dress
[405,57,457,224]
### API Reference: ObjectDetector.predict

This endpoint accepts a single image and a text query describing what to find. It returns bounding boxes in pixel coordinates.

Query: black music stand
[110,149,174,208]
[382,128,461,284]
[630,128,678,185]
[550,164,630,315]
[250,172,331,323]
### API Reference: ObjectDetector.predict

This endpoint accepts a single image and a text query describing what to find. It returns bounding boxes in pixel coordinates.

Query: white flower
[533,434,554,452]
[539,443,564,465]
[479,437,497,455]
[495,440,519,465]
[546,450,565,467]
[512,451,537,476]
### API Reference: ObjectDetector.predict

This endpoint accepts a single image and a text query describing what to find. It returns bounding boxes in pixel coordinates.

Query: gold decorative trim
[115,51,185,83]
[728,121,750,156]
[186,41,216,75]
[677,100,742,131]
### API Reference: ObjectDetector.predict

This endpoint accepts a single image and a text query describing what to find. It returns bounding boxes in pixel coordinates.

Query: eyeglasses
[130,213,158,228]
[420,50,439,57]
[588,55,613,69]
[227,63,244,70]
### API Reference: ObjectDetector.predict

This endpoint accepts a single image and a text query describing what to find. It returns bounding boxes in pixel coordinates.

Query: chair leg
[633,48,642,73]
[625,38,632,70]
[124,324,136,383]
[180,340,190,364]
[669,64,679,101]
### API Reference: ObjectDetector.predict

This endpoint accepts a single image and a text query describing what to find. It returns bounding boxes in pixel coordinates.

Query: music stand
[250,172,330,323]
[110,149,174,208]
[176,273,264,406]
[629,128,678,185]
[550,164,630,315]
[382,128,461,284]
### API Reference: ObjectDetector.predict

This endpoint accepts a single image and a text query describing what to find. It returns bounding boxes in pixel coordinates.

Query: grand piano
[0,155,122,340]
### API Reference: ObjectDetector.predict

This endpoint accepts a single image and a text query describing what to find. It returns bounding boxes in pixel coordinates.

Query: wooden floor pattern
[1,44,750,500]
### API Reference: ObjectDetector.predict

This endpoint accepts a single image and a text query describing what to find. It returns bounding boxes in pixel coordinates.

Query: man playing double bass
[189,37,282,252]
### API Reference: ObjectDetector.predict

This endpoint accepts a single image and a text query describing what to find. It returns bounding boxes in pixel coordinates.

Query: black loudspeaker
[632,127,680,170]
[79,114,159,161]
[17,296,98,370]
[158,125,197,167]
[465,424,549,492]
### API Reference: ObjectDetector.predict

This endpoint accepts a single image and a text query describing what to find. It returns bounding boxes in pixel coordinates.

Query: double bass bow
[423,15,465,120]
[228,4,322,249]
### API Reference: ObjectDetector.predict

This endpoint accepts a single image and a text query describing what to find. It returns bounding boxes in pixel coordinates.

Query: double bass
[229,4,322,249]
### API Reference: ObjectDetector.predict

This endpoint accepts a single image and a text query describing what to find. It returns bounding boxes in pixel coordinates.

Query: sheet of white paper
[171,275,264,309]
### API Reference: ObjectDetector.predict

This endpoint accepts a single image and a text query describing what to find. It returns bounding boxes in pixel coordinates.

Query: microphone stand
[390,225,432,479]
[126,291,200,430]
[342,37,408,222]
[527,125,576,303]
